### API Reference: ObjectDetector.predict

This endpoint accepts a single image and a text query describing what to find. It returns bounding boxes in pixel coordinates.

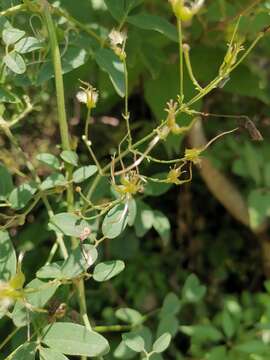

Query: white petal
[76,91,87,104]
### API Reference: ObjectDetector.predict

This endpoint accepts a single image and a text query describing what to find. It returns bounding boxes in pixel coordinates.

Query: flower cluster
[113,171,144,197]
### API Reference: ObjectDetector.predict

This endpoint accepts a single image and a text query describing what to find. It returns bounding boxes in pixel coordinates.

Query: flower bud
[169,0,204,22]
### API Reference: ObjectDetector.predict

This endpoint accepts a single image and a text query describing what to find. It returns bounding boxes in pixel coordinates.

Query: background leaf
[95,48,125,97]
[0,230,16,281]
[0,162,13,199]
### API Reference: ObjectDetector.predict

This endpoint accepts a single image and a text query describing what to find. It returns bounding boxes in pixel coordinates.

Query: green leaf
[113,340,136,359]
[182,274,206,303]
[37,245,97,280]
[36,262,63,280]
[40,173,66,191]
[121,327,152,354]
[157,315,179,338]
[180,324,223,342]
[122,333,145,353]
[61,245,98,278]
[72,165,98,183]
[152,211,170,245]
[248,189,270,229]
[0,162,13,199]
[160,293,181,318]
[0,17,12,32]
[104,0,143,21]
[14,36,43,54]
[95,48,125,97]
[144,63,197,120]
[153,333,171,353]
[264,163,270,187]
[224,64,269,104]
[128,198,137,226]
[93,260,125,282]
[12,278,58,327]
[134,200,154,237]
[127,14,178,42]
[49,212,90,237]
[37,47,89,84]
[39,347,69,360]
[2,28,25,45]
[102,203,129,239]
[8,342,36,360]
[116,308,143,325]
[207,346,227,360]
[0,230,16,281]
[36,153,61,170]
[235,340,270,355]
[243,142,262,185]
[222,310,235,339]
[60,150,79,166]
[0,88,19,103]
[41,323,109,357]
[4,52,26,74]
[144,173,171,197]
[9,182,37,210]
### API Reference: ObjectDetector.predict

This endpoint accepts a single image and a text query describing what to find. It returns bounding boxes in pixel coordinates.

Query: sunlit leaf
[49,213,90,237]
[72,165,98,183]
[2,28,25,45]
[153,333,171,353]
[95,48,125,97]
[9,182,37,210]
[41,323,110,357]
[4,52,26,74]
[93,260,125,282]
[36,153,61,170]
[60,150,79,166]
[15,37,44,54]
[122,333,145,353]
[39,347,69,360]
[102,203,129,239]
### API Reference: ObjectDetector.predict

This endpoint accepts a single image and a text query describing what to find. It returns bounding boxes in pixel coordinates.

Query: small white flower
[76,91,88,104]
[76,85,99,110]
[108,28,127,47]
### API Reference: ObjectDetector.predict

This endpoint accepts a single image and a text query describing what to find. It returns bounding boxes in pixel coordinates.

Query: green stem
[42,2,91,347]
[0,4,26,17]
[84,131,155,203]
[85,108,91,140]
[42,2,70,151]
[42,0,74,208]
[77,280,92,331]
[177,19,184,102]
[94,324,132,333]
[123,59,131,146]
[83,137,103,175]
[183,44,202,91]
